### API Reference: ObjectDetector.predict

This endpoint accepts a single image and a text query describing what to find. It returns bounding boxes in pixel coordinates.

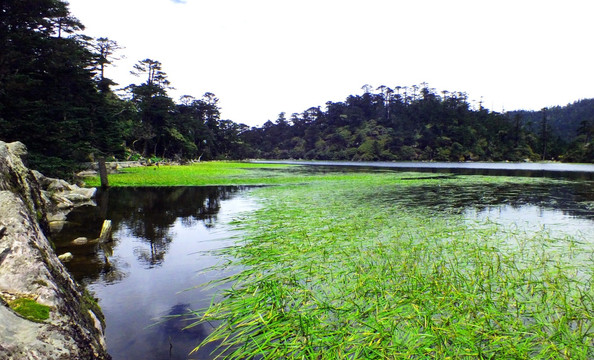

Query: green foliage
[0,0,129,176]
[0,1,246,177]
[564,119,594,162]
[28,153,80,180]
[8,298,51,322]
[242,86,591,163]
[510,99,594,143]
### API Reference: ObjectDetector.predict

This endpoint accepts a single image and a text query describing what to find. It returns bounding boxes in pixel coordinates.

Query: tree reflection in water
[52,186,247,283]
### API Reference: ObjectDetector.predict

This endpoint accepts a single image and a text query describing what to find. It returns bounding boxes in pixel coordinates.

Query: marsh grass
[84,162,303,187]
[82,161,460,187]
[185,176,594,359]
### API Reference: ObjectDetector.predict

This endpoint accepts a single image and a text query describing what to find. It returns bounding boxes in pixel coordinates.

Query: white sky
[67,0,594,127]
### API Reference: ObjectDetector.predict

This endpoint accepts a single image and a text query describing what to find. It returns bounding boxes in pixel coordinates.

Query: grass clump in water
[186,176,594,359]
[83,161,482,187]
[83,162,300,187]
[8,297,51,322]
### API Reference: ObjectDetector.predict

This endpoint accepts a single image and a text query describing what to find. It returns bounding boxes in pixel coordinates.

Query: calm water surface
[258,160,594,180]
[54,186,258,360]
[53,165,594,359]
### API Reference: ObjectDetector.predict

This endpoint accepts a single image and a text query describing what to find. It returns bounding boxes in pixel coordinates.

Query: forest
[1,0,592,177]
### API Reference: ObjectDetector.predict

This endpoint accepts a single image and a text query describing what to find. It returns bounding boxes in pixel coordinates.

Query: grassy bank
[82,161,477,187]
[174,169,594,359]
[84,161,310,187]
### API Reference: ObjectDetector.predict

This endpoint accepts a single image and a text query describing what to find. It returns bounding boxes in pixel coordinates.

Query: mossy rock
[81,289,105,329]
[8,298,51,322]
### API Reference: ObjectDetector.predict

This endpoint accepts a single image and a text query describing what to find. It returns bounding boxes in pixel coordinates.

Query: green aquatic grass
[86,161,589,357]
[83,161,310,187]
[83,160,548,188]
[85,161,441,187]
[185,177,594,359]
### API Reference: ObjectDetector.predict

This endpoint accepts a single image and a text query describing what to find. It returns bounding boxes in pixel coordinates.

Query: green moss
[9,298,51,322]
[81,288,105,329]
[32,279,48,287]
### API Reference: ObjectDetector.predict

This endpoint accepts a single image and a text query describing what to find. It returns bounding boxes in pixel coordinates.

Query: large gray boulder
[0,141,110,359]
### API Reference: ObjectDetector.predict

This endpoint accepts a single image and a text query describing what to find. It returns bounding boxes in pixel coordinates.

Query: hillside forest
[1,0,592,177]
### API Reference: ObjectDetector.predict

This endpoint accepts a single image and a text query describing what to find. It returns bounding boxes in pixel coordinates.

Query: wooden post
[98,219,113,266]
[98,219,112,243]
[98,157,109,188]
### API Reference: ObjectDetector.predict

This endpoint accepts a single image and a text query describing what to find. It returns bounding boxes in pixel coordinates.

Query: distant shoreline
[253,160,594,173]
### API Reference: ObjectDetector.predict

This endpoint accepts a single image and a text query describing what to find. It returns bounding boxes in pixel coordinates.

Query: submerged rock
[58,252,74,262]
[71,237,89,245]
[0,141,110,359]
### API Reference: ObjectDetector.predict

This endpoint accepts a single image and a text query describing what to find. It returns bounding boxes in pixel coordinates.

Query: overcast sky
[67,0,594,127]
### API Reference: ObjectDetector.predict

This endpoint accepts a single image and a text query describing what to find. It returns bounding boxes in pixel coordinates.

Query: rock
[62,187,97,202]
[48,178,71,192]
[48,220,68,233]
[88,309,107,349]
[0,141,110,359]
[52,193,75,209]
[6,142,28,160]
[77,169,98,177]
[33,169,96,204]
[0,142,48,232]
[58,252,74,262]
[32,167,97,235]
[71,237,88,246]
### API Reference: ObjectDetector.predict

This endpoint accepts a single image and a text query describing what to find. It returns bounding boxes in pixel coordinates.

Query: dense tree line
[509,100,594,162]
[0,0,246,176]
[0,1,591,178]
[240,85,592,163]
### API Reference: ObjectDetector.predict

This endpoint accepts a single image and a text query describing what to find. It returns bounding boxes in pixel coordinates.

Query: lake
[256,160,594,180]
[53,163,594,359]
[53,186,258,359]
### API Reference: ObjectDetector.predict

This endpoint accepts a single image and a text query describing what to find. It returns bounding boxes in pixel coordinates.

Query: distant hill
[508,99,594,143]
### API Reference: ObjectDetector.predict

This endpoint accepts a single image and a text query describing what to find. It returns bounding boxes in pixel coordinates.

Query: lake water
[53,186,258,359]
[53,164,594,359]
[256,160,594,180]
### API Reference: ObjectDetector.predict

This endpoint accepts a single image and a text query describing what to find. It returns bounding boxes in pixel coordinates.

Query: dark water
[52,165,594,360]
[53,186,257,360]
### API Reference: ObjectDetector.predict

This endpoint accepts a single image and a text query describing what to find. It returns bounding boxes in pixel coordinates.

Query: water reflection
[258,160,594,180]
[53,186,249,282]
[114,303,216,360]
[465,205,594,239]
[375,181,594,220]
[52,186,257,360]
